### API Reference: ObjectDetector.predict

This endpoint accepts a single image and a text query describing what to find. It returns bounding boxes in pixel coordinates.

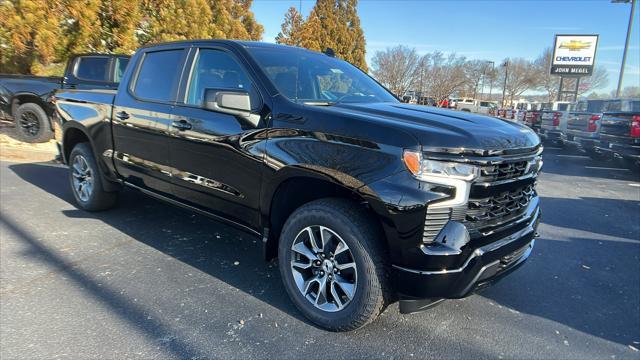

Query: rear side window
[133,50,184,102]
[75,57,110,82]
[114,57,129,83]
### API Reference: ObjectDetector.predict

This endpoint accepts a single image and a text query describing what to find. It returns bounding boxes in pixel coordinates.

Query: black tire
[14,103,53,143]
[68,142,118,211]
[278,198,391,331]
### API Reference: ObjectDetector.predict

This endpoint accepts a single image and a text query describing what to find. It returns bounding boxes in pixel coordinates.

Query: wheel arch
[62,123,121,192]
[11,93,50,114]
[262,167,389,261]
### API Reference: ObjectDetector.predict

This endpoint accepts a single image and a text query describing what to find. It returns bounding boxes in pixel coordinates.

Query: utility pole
[501,60,509,108]
[480,60,495,101]
[615,0,636,97]
[487,61,495,101]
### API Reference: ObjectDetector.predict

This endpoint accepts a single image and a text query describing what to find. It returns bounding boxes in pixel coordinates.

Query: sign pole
[557,77,564,101]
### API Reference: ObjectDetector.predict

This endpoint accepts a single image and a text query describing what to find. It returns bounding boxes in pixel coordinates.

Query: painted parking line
[629,183,640,187]
[584,166,629,171]
[556,154,589,158]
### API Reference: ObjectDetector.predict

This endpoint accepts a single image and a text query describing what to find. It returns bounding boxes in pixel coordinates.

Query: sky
[251,0,640,95]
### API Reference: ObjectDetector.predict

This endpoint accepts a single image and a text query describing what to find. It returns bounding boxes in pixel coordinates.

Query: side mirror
[204,88,260,127]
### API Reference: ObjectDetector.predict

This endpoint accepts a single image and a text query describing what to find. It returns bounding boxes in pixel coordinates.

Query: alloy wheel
[71,155,94,202]
[19,111,40,137]
[290,225,357,312]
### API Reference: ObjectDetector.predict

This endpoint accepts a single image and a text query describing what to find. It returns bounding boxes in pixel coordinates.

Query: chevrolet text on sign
[551,34,598,76]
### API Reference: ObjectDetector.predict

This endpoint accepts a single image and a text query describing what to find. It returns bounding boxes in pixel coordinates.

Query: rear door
[112,47,189,197]
[168,46,267,229]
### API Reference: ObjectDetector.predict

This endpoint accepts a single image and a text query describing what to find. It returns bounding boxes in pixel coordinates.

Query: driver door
[168,47,266,229]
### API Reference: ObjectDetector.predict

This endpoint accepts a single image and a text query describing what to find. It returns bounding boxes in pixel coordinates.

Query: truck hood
[328,102,540,152]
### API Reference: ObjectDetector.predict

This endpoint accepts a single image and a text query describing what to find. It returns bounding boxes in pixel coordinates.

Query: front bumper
[393,202,540,304]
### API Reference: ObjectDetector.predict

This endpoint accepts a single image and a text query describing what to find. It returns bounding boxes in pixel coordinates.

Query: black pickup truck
[0,54,129,142]
[53,40,542,331]
[595,99,640,169]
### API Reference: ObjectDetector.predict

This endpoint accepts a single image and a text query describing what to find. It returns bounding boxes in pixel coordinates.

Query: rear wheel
[14,103,53,143]
[68,143,118,211]
[278,198,391,331]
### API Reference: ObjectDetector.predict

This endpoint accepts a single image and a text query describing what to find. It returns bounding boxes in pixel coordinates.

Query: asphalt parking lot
[1,147,639,359]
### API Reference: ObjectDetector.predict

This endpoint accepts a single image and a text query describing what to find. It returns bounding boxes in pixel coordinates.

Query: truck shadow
[7,162,308,324]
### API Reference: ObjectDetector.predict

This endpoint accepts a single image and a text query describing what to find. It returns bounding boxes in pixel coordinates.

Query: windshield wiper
[302,101,336,106]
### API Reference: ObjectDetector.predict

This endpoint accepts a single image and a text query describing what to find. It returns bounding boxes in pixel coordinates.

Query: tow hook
[534,232,541,238]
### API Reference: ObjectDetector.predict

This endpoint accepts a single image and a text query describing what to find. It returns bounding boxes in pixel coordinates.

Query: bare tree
[499,58,537,106]
[461,59,489,99]
[533,48,561,102]
[576,67,609,96]
[371,45,420,96]
[419,51,468,102]
[622,86,640,98]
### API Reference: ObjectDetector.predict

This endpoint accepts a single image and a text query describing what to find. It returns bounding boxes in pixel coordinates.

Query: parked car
[456,99,497,114]
[53,40,542,331]
[563,99,611,159]
[594,99,640,169]
[0,54,129,142]
[538,101,573,145]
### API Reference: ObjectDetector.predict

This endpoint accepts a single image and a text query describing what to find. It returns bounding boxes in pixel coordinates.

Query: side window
[186,49,259,110]
[114,57,129,83]
[75,57,110,82]
[133,50,184,102]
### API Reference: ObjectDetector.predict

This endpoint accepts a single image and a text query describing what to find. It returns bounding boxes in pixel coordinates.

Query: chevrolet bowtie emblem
[559,40,591,51]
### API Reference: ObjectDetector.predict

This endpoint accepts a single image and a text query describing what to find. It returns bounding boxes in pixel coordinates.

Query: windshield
[247,47,397,105]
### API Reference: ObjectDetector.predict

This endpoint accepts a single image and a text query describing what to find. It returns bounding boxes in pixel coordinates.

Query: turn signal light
[403,150,421,175]
[631,115,640,138]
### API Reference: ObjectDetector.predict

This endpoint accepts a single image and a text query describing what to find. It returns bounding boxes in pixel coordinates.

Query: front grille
[464,184,535,234]
[477,161,528,182]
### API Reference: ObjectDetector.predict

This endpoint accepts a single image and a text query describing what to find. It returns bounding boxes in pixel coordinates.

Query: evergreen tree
[64,0,104,55]
[232,0,263,40]
[0,0,65,74]
[275,6,304,46]
[297,0,367,71]
[102,0,143,53]
[144,0,213,42]
[0,0,266,74]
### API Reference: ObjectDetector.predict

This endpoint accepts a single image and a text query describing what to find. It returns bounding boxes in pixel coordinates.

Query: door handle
[115,111,130,120]
[171,119,192,131]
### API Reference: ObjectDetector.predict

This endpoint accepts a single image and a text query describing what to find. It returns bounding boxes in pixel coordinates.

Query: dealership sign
[551,35,598,76]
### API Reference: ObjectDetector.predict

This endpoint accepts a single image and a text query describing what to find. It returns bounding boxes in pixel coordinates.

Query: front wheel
[278,198,391,331]
[68,143,118,211]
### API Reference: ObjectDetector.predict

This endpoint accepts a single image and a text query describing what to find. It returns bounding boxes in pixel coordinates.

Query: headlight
[403,150,479,181]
